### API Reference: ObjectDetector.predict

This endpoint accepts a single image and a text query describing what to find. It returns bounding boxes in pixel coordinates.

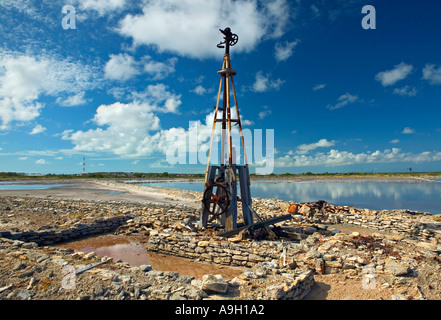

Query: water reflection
[58,234,150,266]
[57,234,244,279]
[251,182,441,213]
[141,181,441,214]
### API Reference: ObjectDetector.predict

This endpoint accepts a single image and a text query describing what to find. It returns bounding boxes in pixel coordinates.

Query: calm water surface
[0,182,69,190]
[1,180,439,214]
[57,234,244,279]
[141,180,441,215]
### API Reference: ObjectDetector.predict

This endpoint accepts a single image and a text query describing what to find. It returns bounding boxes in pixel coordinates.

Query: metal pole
[204,72,224,185]
[225,55,233,166]
[230,76,249,166]
[221,70,226,166]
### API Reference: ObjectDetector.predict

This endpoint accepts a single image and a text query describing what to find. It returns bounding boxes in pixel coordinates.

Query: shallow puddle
[56,234,244,280]
[57,234,150,266]
[106,191,128,195]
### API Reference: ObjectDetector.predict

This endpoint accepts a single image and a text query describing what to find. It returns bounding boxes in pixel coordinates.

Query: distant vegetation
[1,171,440,180]
[0,171,204,180]
[258,171,441,178]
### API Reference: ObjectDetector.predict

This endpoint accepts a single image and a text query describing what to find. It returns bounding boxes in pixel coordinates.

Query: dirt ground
[0,179,200,206]
[305,274,392,300]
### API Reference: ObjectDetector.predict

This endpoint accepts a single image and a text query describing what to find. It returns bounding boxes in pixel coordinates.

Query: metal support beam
[216,214,293,238]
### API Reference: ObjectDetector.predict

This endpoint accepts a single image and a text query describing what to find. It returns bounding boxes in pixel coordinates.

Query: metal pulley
[202,181,230,216]
[217,27,238,54]
[228,33,238,46]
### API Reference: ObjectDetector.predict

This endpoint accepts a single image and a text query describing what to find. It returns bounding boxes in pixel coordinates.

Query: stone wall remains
[0,215,131,246]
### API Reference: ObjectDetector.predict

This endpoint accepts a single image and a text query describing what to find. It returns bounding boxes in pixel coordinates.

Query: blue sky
[1,0,441,175]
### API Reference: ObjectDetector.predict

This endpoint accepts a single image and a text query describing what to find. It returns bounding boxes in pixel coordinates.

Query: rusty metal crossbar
[216,213,292,238]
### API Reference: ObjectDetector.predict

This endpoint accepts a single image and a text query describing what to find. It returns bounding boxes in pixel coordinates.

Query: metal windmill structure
[200,27,253,232]
[199,28,292,238]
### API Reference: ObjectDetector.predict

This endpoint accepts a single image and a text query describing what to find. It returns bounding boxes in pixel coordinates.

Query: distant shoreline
[1,171,441,182]
[1,174,439,185]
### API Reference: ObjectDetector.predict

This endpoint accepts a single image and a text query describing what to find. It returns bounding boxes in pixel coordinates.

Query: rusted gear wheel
[229,34,238,46]
[203,182,229,216]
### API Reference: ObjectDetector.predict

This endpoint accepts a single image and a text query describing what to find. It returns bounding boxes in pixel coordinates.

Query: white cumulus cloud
[252,71,285,92]
[296,139,336,154]
[0,51,100,130]
[143,56,178,80]
[274,40,300,62]
[258,106,272,119]
[375,62,413,87]
[62,84,183,157]
[401,127,415,134]
[422,64,441,85]
[117,0,291,59]
[276,148,441,168]
[104,53,140,81]
[130,84,182,114]
[327,93,359,110]
[104,54,178,82]
[30,124,46,135]
[191,85,207,96]
[62,101,161,156]
[393,85,417,97]
[56,92,88,107]
[36,159,48,165]
[77,0,126,16]
[313,83,326,91]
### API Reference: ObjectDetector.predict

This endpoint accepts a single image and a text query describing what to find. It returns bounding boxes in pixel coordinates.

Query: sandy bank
[0,179,201,208]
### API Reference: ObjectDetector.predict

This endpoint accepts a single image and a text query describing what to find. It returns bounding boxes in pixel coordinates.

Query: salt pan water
[140,180,441,215]
[0,182,69,190]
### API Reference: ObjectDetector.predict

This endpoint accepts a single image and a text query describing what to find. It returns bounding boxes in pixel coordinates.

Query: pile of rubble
[0,235,314,300]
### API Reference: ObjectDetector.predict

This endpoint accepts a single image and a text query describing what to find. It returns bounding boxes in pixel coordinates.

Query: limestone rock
[83,252,96,260]
[138,264,152,272]
[197,241,210,247]
[298,205,311,215]
[184,286,207,300]
[415,241,437,251]
[279,202,290,212]
[92,282,105,297]
[385,260,409,276]
[385,234,404,241]
[201,274,228,294]
[266,285,285,300]
[238,271,259,280]
[314,258,325,274]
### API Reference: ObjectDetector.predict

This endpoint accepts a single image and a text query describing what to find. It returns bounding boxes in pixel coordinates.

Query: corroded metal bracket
[217,27,238,55]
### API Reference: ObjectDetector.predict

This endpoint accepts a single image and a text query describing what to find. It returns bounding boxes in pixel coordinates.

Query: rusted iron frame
[216,213,293,238]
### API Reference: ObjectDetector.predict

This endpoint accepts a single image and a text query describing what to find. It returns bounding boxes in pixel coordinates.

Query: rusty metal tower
[200,27,253,232]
